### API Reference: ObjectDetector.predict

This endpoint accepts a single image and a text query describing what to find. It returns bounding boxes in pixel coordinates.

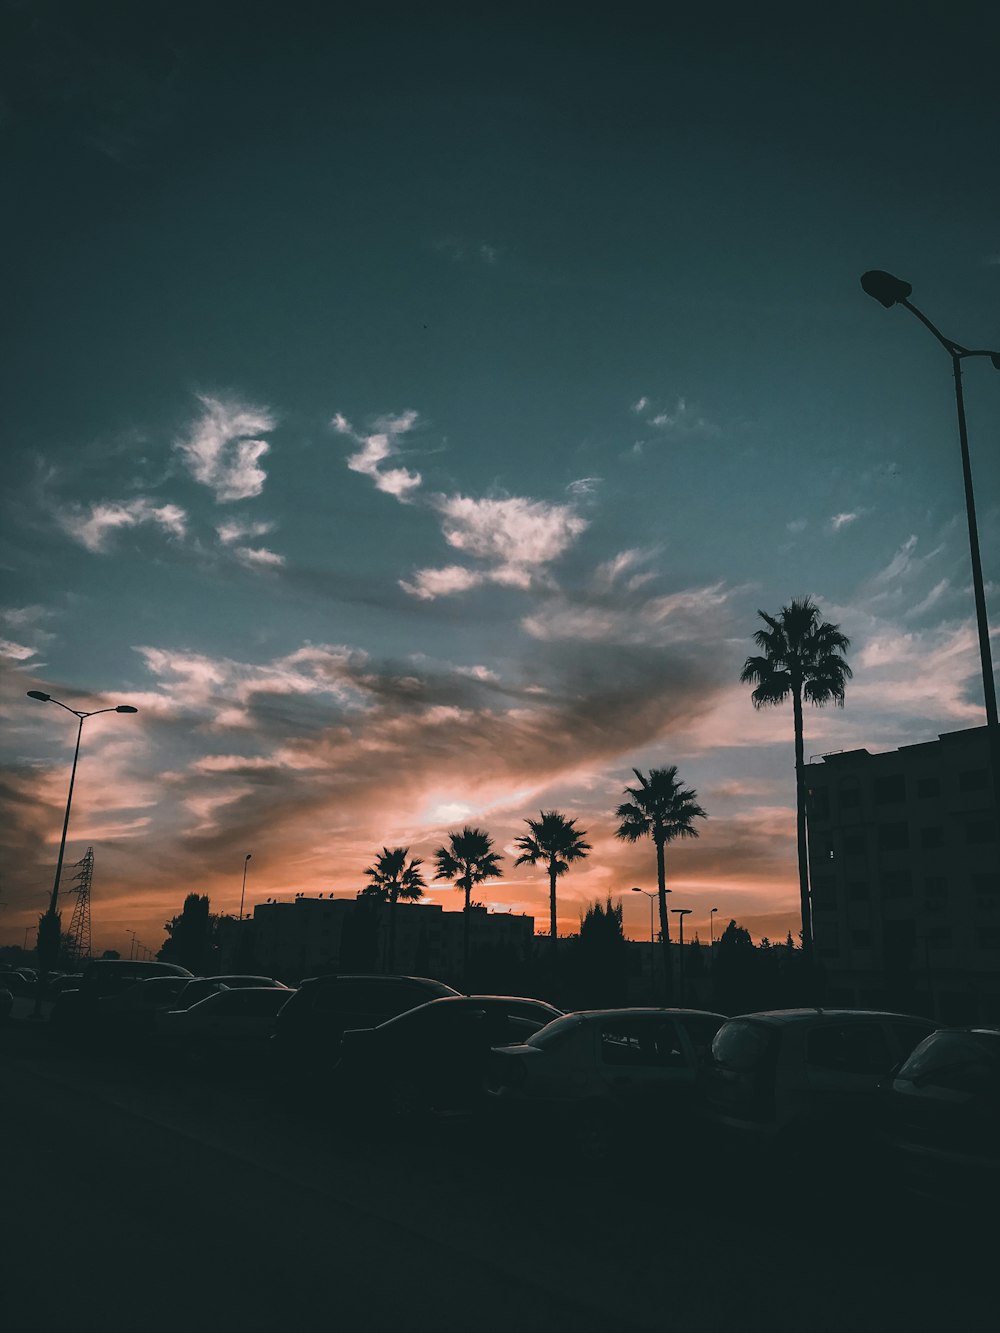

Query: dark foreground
[0,1024,993,1333]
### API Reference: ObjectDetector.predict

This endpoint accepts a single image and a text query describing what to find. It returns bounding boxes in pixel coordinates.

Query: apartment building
[806,725,1000,1023]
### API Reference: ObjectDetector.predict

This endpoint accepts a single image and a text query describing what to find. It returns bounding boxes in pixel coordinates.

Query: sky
[2,0,999,958]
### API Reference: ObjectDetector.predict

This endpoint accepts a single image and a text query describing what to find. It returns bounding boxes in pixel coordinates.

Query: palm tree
[362,847,426,973]
[615,767,706,1004]
[433,826,503,991]
[740,597,851,962]
[513,811,591,963]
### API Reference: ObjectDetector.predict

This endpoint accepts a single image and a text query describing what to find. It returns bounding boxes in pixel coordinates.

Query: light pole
[671,908,692,1006]
[860,270,1000,837]
[27,690,138,1013]
[127,929,137,960]
[239,853,252,921]
[709,906,718,952]
[632,887,658,1004]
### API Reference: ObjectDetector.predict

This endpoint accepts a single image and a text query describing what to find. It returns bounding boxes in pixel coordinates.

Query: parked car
[699,1008,935,1170]
[272,973,461,1069]
[879,1026,1000,1203]
[488,1007,728,1158]
[337,995,563,1121]
[94,975,197,1042]
[0,970,35,998]
[158,986,297,1059]
[51,960,193,1033]
[165,975,289,1016]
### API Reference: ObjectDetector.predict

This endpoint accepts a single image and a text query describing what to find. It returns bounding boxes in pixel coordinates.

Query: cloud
[829,512,859,531]
[217,519,275,546]
[786,519,808,534]
[175,394,275,503]
[234,546,285,569]
[400,565,486,600]
[335,410,422,499]
[0,639,36,661]
[435,237,501,265]
[58,497,187,553]
[631,395,718,438]
[522,579,733,645]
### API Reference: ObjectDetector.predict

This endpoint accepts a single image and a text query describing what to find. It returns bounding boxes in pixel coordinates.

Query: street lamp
[671,908,692,1006]
[709,906,719,951]
[239,853,252,922]
[632,887,657,1004]
[860,271,1000,835]
[126,929,137,960]
[27,690,138,1012]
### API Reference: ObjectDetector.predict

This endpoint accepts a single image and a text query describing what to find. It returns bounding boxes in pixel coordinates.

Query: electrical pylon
[66,846,94,965]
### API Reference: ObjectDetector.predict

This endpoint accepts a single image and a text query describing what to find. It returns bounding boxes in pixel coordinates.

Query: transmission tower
[66,846,94,965]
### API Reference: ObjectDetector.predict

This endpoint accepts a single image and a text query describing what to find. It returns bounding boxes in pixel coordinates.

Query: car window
[806,1023,892,1075]
[890,1021,934,1059]
[600,1018,686,1068]
[526,1015,581,1049]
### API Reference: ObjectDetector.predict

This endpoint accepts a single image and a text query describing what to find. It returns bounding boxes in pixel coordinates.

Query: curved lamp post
[27,690,138,1010]
[632,886,661,1004]
[239,852,252,922]
[860,272,1000,834]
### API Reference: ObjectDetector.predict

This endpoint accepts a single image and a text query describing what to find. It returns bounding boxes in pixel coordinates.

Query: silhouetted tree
[361,846,426,973]
[740,598,851,962]
[571,896,627,1008]
[158,894,220,973]
[615,767,706,1005]
[514,811,591,965]
[433,826,503,991]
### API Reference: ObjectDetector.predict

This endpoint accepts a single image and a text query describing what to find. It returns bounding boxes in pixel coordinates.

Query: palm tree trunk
[548,859,558,963]
[792,683,813,962]
[656,837,673,1005]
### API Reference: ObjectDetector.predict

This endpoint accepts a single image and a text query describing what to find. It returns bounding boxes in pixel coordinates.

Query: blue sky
[2,1,998,955]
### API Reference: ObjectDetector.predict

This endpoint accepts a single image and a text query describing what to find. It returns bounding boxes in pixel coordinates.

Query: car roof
[300,973,459,990]
[573,1007,729,1020]
[724,1008,933,1025]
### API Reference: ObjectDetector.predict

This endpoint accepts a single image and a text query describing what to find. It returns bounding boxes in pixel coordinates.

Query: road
[0,1021,992,1333]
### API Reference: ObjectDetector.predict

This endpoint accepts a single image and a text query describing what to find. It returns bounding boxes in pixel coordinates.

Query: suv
[700,1008,934,1160]
[272,973,460,1068]
[51,960,193,1033]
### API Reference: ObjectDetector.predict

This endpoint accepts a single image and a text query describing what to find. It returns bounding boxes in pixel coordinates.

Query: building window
[811,876,836,909]
[916,776,940,799]
[966,821,998,845]
[959,768,989,793]
[977,927,1000,950]
[850,929,872,948]
[839,785,861,810]
[923,876,948,904]
[873,774,906,804]
[809,787,830,820]
[880,871,912,898]
[925,928,952,949]
[843,831,866,856]
[877,822,909,852]
[847,881,869,901]
[920,825,945,850]
[972,873,1000,895]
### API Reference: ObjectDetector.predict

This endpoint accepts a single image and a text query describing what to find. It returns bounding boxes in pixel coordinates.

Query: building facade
[806,725,1000,1023]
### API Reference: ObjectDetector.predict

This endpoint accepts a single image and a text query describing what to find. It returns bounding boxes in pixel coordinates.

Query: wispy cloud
[829,511,859,531]
[630,394,719,440]
[175,394,275,503]
[334,410,423,499]
[234,546,285,569]
[435,237,501,265]
[58,497,187,553]
[217,519,275,546]
[403,494,588,599]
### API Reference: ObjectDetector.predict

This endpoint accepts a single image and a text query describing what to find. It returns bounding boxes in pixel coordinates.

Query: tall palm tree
[514,811,591,963]
[615,767,706,1004]
[362,846,426,973]
[433,826,503,991]
[740,597,852,962]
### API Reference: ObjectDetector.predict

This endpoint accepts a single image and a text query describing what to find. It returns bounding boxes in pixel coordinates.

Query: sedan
[168,974,290,1015]
[487,1007,727,1157]
[880,1026,1000,1203]
[158,986,297,1059]
[336,995,563,1122]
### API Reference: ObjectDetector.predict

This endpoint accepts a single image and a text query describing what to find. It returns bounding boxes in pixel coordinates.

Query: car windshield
[525,1015,583,1049]
[711,1020,777,1070]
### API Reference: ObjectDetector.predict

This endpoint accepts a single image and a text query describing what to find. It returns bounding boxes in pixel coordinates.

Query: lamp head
[115,705,138,714]
[861,270,912,309]
[27,690,51,702]
[631,886,642,893]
